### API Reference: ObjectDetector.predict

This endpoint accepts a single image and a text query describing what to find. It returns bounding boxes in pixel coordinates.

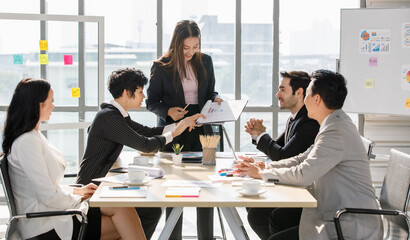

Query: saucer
[125,178,150,186]
[238,188,267,197]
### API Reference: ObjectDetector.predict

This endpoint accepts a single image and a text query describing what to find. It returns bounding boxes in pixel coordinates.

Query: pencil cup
[202,147,216,165]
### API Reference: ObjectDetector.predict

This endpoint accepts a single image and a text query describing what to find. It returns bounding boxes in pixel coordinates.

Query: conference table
[89,151,317,240]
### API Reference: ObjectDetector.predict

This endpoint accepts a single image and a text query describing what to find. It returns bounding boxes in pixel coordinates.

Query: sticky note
[39,40,48,50]
[369,57,377,66]
[39,54,49,65]
[71,88,81,98]
[365,78,374,88]
[13,54,23,64]
[406,99,410,109]
[64,55,73,65]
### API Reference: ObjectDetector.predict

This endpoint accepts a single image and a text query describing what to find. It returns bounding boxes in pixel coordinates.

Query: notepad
[100,186,148,198]
[165,187,200,198]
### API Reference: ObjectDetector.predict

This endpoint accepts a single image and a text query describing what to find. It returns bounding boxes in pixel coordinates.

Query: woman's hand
[73,183,98,201]
[168,107,188,121]
[171,113,206,138]
[213,97,223,105]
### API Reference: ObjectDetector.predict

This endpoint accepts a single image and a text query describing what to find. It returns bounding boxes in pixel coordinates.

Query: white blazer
[8,130,88,240]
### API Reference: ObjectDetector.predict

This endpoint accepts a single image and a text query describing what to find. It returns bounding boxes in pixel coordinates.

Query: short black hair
[280,71,311,97]
[108,68,148,99]
[310,69,347,109]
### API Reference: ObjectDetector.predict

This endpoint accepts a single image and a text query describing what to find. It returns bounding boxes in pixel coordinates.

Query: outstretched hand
[172,113,206,138]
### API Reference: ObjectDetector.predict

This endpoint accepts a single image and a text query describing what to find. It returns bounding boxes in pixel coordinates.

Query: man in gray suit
[235,69,382,240]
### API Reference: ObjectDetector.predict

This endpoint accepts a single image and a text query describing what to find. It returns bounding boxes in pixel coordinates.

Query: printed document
[197,100,248,124]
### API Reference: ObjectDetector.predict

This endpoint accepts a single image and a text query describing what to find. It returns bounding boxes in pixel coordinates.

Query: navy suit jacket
[146,53,218,126]
[255,105,319,161]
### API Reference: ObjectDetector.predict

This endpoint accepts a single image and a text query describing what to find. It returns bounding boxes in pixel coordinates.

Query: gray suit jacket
[262,109,382,240]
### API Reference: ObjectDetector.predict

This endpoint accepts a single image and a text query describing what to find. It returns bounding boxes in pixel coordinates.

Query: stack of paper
[165,187,201,197]
[100,186,148,198]
[128,165,165,178]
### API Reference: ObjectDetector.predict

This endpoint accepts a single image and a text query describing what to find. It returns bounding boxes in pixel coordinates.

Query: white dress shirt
[8,130,88,240]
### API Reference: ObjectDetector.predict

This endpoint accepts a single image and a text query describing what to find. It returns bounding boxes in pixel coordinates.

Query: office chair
[361,136,376,160]
[0,154,88,240]
[333,149,410,240]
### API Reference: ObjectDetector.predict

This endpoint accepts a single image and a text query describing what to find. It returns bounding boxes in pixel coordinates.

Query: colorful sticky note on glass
[406,99,410,109]
[71,88,81,98]
[365,78,374,88]
[39,40,48,50]
[13,54,23,64]
[39,54,49,65]
[64,55,73,65]
[369,57,377,66]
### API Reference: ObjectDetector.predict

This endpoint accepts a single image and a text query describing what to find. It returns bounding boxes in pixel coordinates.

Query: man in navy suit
[244,71,319,240]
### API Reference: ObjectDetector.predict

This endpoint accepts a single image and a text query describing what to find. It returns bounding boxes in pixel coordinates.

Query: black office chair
[0,154,88,240]
[333,149,410,240]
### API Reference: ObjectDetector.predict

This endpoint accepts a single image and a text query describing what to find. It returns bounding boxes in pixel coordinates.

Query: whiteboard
[340,8,410,116]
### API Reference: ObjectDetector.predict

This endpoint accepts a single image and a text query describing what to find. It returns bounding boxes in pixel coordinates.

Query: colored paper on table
[39,54,49,64]
[369,57,377,66]
[13,54,23,64]
[64,55,73,65]
[165,187,200,197]
[39,40,48,50]
[406,99,410,109]
[364,78,374,88]
[71,88,81,98]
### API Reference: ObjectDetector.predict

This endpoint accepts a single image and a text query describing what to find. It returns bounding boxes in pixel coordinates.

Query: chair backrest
[379,149,410,239]
[0,154,17,217]
[361,136,376,160]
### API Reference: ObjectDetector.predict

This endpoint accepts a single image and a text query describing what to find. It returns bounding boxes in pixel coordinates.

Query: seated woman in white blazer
[2,78,146,240]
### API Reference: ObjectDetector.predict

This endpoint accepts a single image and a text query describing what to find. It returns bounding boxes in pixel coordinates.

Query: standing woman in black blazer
[146,20,221,240]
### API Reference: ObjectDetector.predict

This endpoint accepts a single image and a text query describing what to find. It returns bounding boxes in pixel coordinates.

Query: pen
[182,104,190,111]
[109,186,141,190]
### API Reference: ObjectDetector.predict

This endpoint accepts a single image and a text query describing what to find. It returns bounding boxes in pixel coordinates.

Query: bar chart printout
[197,100,248,124]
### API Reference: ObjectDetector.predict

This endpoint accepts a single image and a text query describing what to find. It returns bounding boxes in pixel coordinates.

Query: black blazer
[255,105,319,161]
[77,103,165,185]
[146,53,218,126]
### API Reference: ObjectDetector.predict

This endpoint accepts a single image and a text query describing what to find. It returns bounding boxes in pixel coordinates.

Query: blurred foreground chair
[0,154,87,240]
[334,149,410,240]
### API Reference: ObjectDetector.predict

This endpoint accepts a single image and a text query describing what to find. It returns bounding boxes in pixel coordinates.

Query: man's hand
[213,97,223,105]
[233,156,263,179]
[168,107,188,121]
[73,183,98,201]
[172,113,206,138]
[245,118,266,136]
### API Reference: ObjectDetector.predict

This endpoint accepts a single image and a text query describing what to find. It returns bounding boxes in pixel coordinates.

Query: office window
[1,1,39,14]
[241,0,273,106]
[85,0,157,103]
[279,0,359,73]
[47,0,78,15]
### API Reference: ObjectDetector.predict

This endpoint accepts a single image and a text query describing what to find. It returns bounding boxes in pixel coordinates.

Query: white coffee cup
[128,169,148,183]
[242,180,261,194]
[133,156,149,166]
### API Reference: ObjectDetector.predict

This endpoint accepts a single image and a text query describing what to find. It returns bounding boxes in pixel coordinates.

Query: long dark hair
[2,78,51,156]
[155,20,206,90]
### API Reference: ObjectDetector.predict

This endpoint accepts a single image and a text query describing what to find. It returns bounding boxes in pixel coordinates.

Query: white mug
[242,180,261,194]
[133,156,149,166]
[128,169,148,183]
